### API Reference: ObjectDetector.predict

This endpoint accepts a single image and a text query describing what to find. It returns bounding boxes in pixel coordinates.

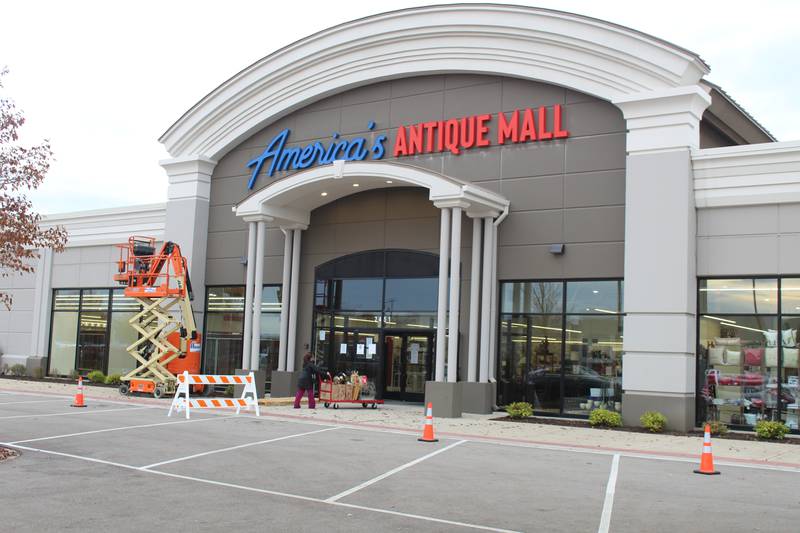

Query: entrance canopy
[234,160,509,227]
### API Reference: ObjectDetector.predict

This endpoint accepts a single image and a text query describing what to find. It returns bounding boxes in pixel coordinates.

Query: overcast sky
[2,0,798,215]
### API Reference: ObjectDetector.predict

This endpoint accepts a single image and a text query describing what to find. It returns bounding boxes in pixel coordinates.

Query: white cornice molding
[160,156,217,201]
[41,203,167,248]
[613,86,712,153]
[159,4,708,160]
[693,140,800,208]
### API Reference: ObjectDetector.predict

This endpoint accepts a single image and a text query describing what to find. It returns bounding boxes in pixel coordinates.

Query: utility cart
[319,373,384,409]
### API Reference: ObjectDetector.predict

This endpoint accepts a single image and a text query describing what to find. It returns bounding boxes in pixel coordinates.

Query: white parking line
[139,426,342,469]
[9,414,238,444]
[0,399,65,406]
[325,440,467,503]
[0,388,163,408]
[597,454,620,533]
[0,406,154,420]
[4,443,518,533]
[240,414,800,474]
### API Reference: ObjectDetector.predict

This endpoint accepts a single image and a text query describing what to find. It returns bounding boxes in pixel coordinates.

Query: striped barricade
[168,371,260,419]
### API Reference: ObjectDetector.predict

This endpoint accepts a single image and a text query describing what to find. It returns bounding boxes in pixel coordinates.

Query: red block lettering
[460,116,476,149]
[423,122,437,152]
[393,126,408,156]
[408,124,424,155]
[538,106,553,140]
[476,114,491,147]
[519,108,537,142]
[497,110,519,144]
[553,104,569,138]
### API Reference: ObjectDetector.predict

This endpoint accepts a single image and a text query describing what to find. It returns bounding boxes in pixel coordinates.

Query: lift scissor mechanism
[113,236,203,398]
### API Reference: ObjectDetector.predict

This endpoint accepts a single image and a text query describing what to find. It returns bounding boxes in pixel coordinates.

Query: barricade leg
[238,372,260,416]
[168,371,191,419]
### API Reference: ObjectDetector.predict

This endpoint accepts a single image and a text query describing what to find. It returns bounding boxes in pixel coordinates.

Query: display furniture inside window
[698,278,799,432]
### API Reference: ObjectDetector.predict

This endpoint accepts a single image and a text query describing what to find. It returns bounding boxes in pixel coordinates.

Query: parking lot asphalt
[2,389,799,533]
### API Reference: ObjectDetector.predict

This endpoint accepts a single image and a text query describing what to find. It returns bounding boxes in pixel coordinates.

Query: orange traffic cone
[418,402,438,442]
[71,377,86,408]
[694,423,719,475]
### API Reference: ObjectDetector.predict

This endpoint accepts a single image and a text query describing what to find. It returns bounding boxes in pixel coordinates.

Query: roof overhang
[234,160,509,227]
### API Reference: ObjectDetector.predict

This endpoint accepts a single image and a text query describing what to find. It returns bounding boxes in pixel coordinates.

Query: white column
[479,216,493,382]
[447,207,462,383]
[466,217,482,382]
[250,220,266,370]
[241,221,257,369]
[286,229,302,372]
[435,208,451,382]
[160,156,216,335]
[30,247,53,357]
[278,229,293,371]
[613,86,711,430]
[488,223,499,380]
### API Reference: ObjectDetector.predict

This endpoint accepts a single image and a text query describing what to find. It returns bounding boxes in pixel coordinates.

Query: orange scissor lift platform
[113,236,204,398]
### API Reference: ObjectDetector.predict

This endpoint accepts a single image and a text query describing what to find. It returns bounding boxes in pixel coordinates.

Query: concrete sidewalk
[3,377,799,469]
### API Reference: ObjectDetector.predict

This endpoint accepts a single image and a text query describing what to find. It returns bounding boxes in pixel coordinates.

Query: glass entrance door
[383,332,433,402]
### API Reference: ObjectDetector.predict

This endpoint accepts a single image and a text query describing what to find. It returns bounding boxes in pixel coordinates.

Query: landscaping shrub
[588,408,622,428]
[505,402,534,419]
[87,370,106,383]
[105,374,122,386]
[32,367,44,379]
[707,420,728,436]
[640,411,667,433]
[754,420,790,440]
[9,364,27,377]
[68,369,79,380]
[224,385,234,397]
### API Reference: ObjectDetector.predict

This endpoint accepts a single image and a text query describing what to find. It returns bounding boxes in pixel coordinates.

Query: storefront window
[313,272,439,399]
[49,289,110,376]
[203,285,281,388]
[563,315,623,415]
[498,279,624,417]
[700,278,778,314]
[203,286,245,375]
[48,290,80,375]
[697,278,795,430]
[107,290,139,376]
[384,278,438,312]
[501,281,562,314]
[333,279,383,310]
[566,280,623,314]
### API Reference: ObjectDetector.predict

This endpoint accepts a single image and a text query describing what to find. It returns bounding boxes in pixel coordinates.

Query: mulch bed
[492,416,800,444]
[0,447,19,462]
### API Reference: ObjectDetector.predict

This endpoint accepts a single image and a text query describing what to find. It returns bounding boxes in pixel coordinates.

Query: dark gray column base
[234,369,266,398]
[461,382,494,414]
[622,392,695,432]
[270,370,300,398]
[424,381,462,418]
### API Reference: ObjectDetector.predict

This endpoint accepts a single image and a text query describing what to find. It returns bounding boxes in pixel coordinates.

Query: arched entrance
[312,250,439,402]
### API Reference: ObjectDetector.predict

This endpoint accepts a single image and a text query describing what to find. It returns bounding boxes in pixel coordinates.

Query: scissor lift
[113,236,202,398]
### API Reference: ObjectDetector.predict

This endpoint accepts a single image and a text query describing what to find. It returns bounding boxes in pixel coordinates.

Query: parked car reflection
[524,365,615,408]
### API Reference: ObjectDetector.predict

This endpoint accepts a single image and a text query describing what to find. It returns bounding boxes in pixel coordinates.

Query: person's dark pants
[294,387,315,408]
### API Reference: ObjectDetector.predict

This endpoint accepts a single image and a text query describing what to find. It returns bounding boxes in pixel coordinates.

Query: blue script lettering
[246,126,388,189]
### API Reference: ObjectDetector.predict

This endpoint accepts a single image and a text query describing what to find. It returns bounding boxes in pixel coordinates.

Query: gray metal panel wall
[697,203,800,276]
[208,74,626,287]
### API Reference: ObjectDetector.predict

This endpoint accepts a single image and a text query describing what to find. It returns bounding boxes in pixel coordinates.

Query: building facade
[3,4,799,431]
